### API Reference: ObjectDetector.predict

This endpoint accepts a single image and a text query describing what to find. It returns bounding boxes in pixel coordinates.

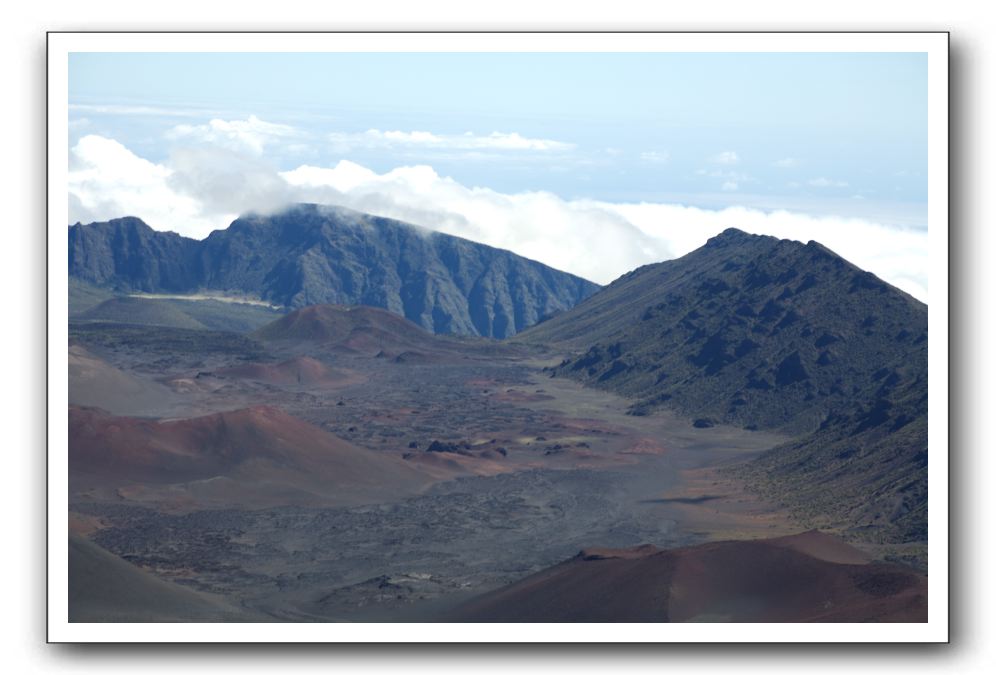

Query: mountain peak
[526,226,925,430]
[704,227,780,249]
[110,215,152,228]
[70,215,153,232]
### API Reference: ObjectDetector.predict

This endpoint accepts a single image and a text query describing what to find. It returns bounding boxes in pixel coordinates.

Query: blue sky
[69,52,926,220]
[66,51,930,298]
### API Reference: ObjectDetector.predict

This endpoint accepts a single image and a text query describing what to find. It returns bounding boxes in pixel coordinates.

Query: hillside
[74,295,284,333]
[68,405,431,508]
[69,535,252,622]
[76,296,209,330]
[68,342,180,416]
[252,303,459,355]
[68,204,600,338]
[450,531,926,622]
[216,355,356,387]
[68,278,115,315]
[520,229,928,543]
[524,228,926,430]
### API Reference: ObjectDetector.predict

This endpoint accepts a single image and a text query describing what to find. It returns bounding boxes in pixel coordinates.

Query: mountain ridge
[524,228,926,431]
[68,203,600,338]
[520,228,927,543]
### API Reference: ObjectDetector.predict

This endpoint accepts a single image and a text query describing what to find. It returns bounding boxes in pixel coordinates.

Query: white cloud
[640,150,670,163]
[282,162,665,283]
[712,151,740,165]
[166,146,294,216]
[721,181,739,192]
[68,134,228,237]
[327,129,574,152]
[773,157,800,168]
[168,115,300,155]
[808,177,849,188]
[281,162,929,300]
[67,135,928,302]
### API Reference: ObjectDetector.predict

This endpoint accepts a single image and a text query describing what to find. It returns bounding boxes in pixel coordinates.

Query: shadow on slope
[69,534,256,622]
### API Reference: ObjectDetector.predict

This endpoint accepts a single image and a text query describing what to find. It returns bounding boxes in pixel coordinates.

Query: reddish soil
[401,450,514,479]
[252,304,445,356]
[648,465,798,540]
[451,531,927,622]
[69,405,430,506]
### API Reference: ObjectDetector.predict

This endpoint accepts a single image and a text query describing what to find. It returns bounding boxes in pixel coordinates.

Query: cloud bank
[169,115,301,155]
[68,135,230,236]
[327,129,575,152]
[67,133,929,302]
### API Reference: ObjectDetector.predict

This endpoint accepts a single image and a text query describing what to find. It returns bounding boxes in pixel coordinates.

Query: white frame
[47,31,949,643]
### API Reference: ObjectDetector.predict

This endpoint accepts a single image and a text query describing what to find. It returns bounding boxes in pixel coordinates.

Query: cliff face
[68,204,600,338]
[69,216,201,292]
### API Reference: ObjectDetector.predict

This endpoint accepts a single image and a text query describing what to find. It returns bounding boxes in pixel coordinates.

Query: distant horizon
[68,51,929,300]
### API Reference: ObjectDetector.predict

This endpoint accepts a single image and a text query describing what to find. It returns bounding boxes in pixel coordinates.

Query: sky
[67,52,929,300]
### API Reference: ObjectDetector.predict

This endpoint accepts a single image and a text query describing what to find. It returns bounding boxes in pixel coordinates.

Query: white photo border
[47,31,949,643]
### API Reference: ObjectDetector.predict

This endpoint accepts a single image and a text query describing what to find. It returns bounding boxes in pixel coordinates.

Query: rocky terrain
[65,227,930,622]
[521,229,928,544]
[66,311,792,621]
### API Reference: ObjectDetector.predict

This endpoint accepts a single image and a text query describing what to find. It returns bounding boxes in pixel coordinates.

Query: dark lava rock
[519,228,927,544]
